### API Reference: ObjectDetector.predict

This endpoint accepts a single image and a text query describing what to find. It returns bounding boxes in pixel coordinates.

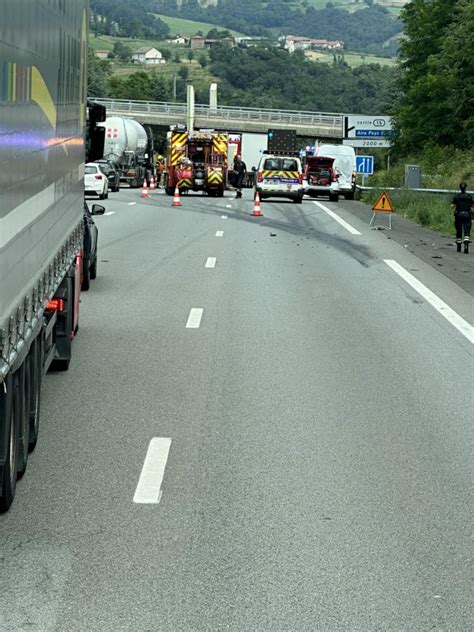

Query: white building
[284,35,343,54]
[132,47,165,65]
[166,35,189,45]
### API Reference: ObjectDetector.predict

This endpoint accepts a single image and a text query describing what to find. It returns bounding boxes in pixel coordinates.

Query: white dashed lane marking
[205,257,216,268]
[215,231,224,237]
[186,308,204,328]
[133,438,172,504]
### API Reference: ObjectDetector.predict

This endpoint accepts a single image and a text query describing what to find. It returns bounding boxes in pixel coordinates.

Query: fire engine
[163,130,228,197]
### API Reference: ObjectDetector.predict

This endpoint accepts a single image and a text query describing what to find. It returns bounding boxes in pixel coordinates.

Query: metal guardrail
[357,186,473,195]
[91,98,344,130]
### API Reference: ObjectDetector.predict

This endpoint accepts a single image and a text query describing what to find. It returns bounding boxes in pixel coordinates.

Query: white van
[316,144,356,200]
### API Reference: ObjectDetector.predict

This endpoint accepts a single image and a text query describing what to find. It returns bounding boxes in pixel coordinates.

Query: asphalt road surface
[1,188,473,631]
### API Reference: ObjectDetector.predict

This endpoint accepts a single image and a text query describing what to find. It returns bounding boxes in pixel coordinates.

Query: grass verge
[360,189,455,235]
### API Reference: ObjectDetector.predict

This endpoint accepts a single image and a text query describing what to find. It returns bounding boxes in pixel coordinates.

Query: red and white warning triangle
[372,191,395,212]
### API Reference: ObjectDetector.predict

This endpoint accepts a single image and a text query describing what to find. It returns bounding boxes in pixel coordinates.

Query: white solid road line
[215,230,224,237]
[186,308,204,328]
[313,201,361,235]
[385,259,474,343]
[205,257,216,268]
[133,438,172,504]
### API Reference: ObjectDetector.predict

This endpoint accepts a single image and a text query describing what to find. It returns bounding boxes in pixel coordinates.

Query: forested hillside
[90,0,169,38]
[89,44,396,115]
[153,0,402,54]
[206,47,396,112]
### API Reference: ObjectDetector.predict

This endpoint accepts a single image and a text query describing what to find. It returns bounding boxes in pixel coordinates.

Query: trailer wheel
[17,362,30,479]
[28,339,41,453]
[0,374,18,512]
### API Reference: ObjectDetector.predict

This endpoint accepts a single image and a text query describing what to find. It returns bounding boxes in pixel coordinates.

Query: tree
[161,48,172,61]
[87,48,112,97]
[187,50,194,63]
[394,0,472,152]
[173,51,181,63]
[178,65,189,81]
[198,54,208,68]
[112,41,133,62]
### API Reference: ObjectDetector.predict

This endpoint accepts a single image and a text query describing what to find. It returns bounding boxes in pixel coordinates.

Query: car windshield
[85,166,98,174]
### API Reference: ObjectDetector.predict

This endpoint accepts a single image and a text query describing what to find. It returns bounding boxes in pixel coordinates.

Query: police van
[254,154,304,203]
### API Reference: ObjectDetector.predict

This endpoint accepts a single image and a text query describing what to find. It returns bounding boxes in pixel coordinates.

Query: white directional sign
[355,155,374,175]
[344,115,393,148]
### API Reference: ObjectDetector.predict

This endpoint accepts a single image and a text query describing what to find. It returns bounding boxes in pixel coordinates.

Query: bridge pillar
[210,83,217,112]
[186,84,195,131]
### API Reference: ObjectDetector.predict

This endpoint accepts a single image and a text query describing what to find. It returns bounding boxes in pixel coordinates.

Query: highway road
[0,188,472,631]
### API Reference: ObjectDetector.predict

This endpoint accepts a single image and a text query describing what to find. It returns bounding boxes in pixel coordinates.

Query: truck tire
[17,362,30,479]
[81,257,90,291]
[293,194,303,204]
[90,256,97,280]
[28,339,41,453]
[0,374,18,513]
[344,192,354,200]
[329,193,339,203]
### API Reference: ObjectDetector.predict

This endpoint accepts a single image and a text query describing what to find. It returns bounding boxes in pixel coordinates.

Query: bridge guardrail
[91,98,344,130]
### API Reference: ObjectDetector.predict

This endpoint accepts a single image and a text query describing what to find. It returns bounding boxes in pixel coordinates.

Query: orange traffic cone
[149,176,156,192]
[172,186,182,207]
[140,179,150,198]
[251,191,263,217]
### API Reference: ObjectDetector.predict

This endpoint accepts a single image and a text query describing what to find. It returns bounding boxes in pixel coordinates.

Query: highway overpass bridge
[91,98,344,139]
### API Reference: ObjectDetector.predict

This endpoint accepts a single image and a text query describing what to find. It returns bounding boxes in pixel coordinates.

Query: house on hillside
[94,49,110,60]
[131,47,165,65]
[190,35,236,50]
[283,35,343,54]
[167,35,189,45]
[189,36,206,50]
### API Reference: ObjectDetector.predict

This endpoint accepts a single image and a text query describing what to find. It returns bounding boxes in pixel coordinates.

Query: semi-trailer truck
[0,0,99,511]
[100,116,155,188]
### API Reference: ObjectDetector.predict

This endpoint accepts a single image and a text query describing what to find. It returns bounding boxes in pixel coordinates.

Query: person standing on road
[451,182,472,253]
[233,154,247,199]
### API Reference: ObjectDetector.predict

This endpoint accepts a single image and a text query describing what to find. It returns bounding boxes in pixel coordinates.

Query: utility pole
[173,74,177,101]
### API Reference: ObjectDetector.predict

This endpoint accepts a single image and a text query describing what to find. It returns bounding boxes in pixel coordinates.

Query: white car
[84,163,108,199]
[254,154,304,203]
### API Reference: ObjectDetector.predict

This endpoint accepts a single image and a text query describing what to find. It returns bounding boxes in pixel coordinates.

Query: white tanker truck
[100,117,154,188]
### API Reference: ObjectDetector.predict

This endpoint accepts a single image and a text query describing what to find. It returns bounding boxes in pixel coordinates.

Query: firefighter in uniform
[233,154,247,199]
[451,182,472,253]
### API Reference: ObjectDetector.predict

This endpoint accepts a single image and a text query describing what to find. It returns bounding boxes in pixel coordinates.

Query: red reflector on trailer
[46,298,65,311]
